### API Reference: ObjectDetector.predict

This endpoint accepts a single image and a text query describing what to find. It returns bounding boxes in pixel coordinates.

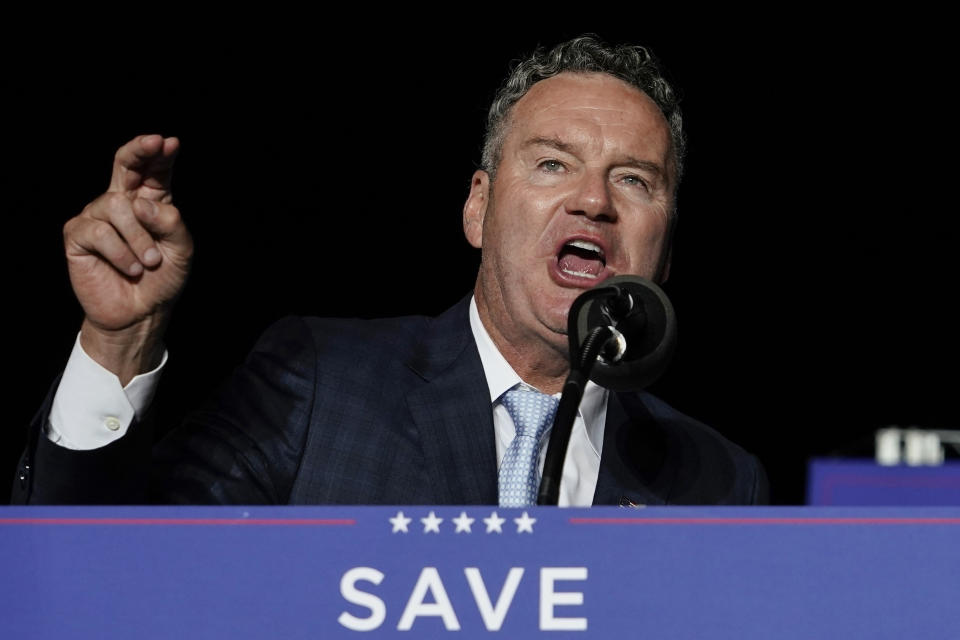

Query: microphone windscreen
[574,275,677,391]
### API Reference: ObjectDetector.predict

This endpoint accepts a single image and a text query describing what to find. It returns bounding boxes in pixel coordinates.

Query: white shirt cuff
[47,333,167,450]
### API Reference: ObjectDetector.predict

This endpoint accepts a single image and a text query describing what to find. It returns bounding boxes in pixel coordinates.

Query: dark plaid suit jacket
[13,296,767,505]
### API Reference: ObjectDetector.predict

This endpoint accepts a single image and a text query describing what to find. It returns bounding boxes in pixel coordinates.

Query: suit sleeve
[11,374,154,505]
[12,317,318,505]
[149,316,318,503]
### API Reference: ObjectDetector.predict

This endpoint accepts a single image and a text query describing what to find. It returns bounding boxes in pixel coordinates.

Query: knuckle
[62,217,77,238]
[103,192,129,212]
[165,204,182,224]
[154,203,182,228]
[65,214,94,239]
[85,192,125,221]
[80,197,102,217]
[90,220,115,242]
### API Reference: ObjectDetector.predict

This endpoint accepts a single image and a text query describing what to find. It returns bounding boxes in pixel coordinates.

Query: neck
[474,292,570,396]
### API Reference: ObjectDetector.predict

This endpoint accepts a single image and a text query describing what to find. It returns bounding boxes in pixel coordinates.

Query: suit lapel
[405,296,498,504]
[593,391,673,506]
[402,297,678,506]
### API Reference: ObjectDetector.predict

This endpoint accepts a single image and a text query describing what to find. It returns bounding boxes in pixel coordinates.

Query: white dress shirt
[49,297,608,505]
[47,335,164,450]
[469,298,607,507]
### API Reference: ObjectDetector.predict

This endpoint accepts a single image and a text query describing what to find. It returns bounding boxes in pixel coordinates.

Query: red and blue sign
[2,506,958,638]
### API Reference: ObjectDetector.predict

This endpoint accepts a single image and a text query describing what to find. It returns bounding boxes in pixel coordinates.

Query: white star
[452,511,475,533]
[389,511,412,533]
[514,511,536,534]
[421,511,443,533]
[484,511,506,534]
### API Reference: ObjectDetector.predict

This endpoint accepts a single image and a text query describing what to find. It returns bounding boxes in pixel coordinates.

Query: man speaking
[13,35,767,506]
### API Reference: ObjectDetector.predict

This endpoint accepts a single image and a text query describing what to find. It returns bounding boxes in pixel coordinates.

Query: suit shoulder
[630,392,769,504]
[257,314,432,361]
[636,392,752,457]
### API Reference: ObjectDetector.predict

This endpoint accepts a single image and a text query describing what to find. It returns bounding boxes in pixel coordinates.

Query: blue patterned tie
[498,386,560,507]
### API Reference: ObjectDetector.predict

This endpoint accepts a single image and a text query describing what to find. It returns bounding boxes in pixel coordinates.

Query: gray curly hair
[481,35,686,186]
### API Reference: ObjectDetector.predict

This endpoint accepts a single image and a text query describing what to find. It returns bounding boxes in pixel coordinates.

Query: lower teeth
[561,268,598,278]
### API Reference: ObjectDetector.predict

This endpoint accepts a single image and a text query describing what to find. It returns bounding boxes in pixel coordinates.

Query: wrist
[80,316,168,386]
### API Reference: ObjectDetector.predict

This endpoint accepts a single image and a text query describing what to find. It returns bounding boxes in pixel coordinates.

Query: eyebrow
[522,136,666,179]
[523,136,577,155]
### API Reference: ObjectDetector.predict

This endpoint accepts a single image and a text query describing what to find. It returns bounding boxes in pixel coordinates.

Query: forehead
[505,72,672,161]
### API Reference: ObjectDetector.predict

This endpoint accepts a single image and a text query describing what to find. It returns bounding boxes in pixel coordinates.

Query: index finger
[108,134,180,196]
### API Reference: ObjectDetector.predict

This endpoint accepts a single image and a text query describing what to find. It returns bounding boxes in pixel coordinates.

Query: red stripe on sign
[569,517,960,525]
[0,518,356,526]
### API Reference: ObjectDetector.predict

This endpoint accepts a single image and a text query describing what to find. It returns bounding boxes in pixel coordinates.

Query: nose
[565,169,616,222]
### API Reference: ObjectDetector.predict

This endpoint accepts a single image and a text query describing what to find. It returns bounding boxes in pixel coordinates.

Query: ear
[462,170,490,249]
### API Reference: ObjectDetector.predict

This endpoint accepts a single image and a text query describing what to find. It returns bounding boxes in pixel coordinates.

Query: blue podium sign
[2,506,958,638]
[808,458,960,505]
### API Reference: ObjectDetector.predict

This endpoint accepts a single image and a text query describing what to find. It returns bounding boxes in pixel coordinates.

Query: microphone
[539,276,677,505]
[570,275,677,391]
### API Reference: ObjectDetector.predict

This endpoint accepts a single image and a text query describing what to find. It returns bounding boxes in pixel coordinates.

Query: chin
[545,288,580,320]
[537,302,573,341]
[542,326,571,360]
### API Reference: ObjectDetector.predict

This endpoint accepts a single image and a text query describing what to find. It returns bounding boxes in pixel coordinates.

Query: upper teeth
[568,240,602,254]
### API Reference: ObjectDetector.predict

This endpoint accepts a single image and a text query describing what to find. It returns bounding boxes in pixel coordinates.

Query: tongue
[558,248,603,276]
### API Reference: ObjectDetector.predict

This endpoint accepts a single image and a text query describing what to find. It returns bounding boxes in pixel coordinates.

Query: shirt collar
[470,296,523,402]
[469,296,607,455]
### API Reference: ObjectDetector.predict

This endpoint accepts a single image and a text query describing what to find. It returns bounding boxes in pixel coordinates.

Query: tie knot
[501,387,559,441]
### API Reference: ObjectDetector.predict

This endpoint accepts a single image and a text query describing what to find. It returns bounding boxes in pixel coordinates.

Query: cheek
[491,182,557,243]
[627,217,671,269]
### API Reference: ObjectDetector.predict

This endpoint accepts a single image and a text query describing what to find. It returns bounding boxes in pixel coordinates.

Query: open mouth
[557,239,606,279]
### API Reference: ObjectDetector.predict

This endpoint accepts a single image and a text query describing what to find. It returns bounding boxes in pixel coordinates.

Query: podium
[808,459,960,505]
[2,506,958,638]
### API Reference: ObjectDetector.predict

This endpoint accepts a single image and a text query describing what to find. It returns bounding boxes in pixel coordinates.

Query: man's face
[464,72,676,360]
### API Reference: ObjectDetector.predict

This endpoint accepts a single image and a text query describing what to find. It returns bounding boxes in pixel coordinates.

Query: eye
[538,159,565,173]
[620,174,650,191]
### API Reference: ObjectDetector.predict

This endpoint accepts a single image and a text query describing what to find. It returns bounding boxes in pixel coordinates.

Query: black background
[6,16,957,503]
